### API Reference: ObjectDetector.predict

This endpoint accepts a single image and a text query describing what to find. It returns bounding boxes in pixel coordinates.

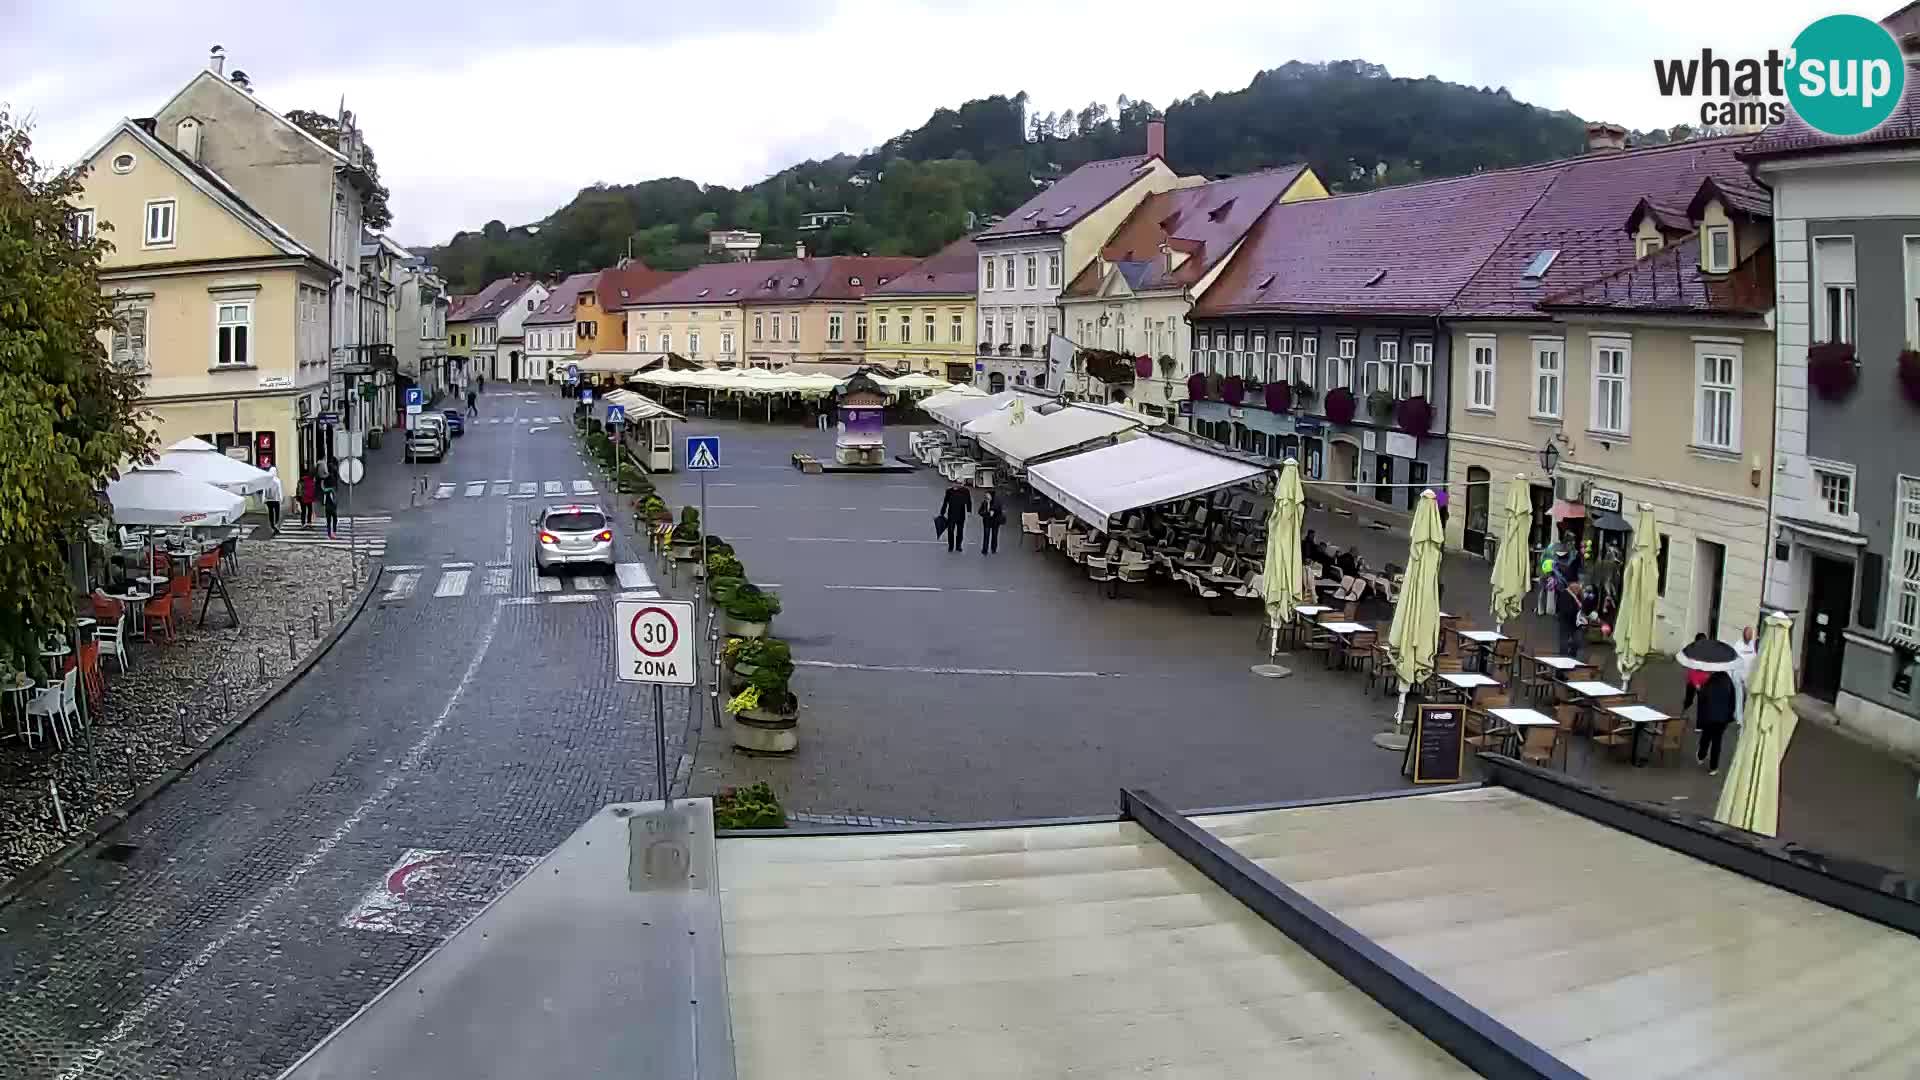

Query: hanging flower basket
[1395,395,1434,435]
[1264,381,1291,413]
[1221,375,1245,406]
[1324,386,1357,425]
[1898,349,1920,408]
[1134,354,1154,379]
[1291,380,1316,407]
[1366,389,1397,420]
[1186,372,1209,401]
[1806,342,1859,401]
[1158,355,1178,378]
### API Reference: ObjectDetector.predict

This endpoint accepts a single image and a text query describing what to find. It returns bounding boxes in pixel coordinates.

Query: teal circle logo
[1787,14,1907,137]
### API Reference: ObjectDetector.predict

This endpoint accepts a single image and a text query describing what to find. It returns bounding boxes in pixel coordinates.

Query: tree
[0,112,154,670]
[284,109,393,230]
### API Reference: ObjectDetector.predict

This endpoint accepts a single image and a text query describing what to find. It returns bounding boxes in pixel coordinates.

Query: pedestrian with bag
[939,480,971,554]
[321,475,340,539]
[297,471,317,527]
[977,488,1005,555]
[1685,665,1738,775]
[1732,625,1757,724]
[264,469,284,532]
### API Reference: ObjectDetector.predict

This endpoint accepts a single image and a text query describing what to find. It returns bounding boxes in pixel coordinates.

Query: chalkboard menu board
[1409,704,1465,784]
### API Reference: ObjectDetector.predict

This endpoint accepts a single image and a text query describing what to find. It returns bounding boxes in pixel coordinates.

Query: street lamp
[1538,437,1560,475]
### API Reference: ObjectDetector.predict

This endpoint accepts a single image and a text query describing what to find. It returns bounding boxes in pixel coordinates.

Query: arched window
[988,371,1006,393]
[1464,466,1492,557]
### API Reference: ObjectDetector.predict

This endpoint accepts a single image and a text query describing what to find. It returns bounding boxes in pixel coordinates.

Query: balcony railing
[335,343,396,374]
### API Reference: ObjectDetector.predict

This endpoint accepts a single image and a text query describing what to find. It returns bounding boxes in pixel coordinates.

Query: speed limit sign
[615,599,695,685]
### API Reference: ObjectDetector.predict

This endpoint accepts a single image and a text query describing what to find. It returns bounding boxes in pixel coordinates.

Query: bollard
[310,604,320,640]
[285,623,296,661]
[327,592,336,624]
[50,780,66,833]
[125,750,138,795]
[258,646,268,680]
[178,704,188,745]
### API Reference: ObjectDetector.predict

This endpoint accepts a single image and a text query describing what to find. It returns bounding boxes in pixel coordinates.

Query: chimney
[208,45,226,76]
[795,240,807,260]
[230,70,252,93]
[1145,118,1166,160]
[1585,122,1628,154]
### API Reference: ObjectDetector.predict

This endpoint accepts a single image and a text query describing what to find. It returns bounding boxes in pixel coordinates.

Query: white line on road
[614,562,653,590]
[823,584,941,592]
[434,570,470,597]
[381,572,419,601]
[533,572,561,593]
[616,590,661,600]
[53,605,505,1080]
[794,659,1118,678]
[879,508,925,512]
[483,568,512,595]
[569,575,605,591]
[571,480,596,495]
[502,596,538,606]
[441,561,475,569]
[485,560,512,568]
[548,594,595,605]
[530,427,550,434]
[543,481,563,495]
[383,564,424,573]
[464,482,486,497]
[708,504,759,509]
[433,484,454,500]
[518,482,537,495]
[493,482,511,496]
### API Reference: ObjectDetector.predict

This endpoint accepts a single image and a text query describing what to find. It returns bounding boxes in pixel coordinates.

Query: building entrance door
[1802,554,1854,702]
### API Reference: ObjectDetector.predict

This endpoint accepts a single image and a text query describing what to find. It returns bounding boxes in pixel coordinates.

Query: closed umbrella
[1256,460,1308,672]
[1384,490,1445,738]
[1488,475,1532,634]
[1714,612,1798,837]
[1614,503,1660,688]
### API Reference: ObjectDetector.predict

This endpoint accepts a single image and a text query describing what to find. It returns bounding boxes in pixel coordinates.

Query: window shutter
[1857,551,1884,630]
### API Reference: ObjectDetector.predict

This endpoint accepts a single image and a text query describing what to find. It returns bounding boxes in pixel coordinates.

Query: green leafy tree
[0,113,155,668]
[284,109,393,230]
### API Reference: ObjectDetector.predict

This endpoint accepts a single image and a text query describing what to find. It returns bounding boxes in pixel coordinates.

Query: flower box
[1806,342,1859,401]
[1264,381,1292,413]
[1221,376,1245,406]
[1186,372,1209,401]
[1366,389,1396,420]
[1395,395,1434,435]
[1324,387,1357,425]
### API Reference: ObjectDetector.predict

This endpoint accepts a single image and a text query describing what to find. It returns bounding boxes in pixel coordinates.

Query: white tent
[156,446,274,495]
[929,390,1019,431]
[978,407,1142,468]
[1027,436,1267,531]
[916,385,987,414]
[106,468,248,527]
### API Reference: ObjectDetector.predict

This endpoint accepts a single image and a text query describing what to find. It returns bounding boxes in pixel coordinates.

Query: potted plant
[1264,381,1292,414]
[1807,341,1860,401]
[728,661,798,754]
[723,586,782,638]
[1220,375,1245,406]
[1205,372,1223,400]
[1366,389,1396,420]
[1186,372,1209,401]
[1159,355,1178,378]
[670,506,701,560]
[1324,386,1357,425]
[1898,349,1920,407]
[1134,354,1154,380]
[1291,379,1316,407]
[712,782,786,829]
[1395,395,1434,435]
[728,637,792,692]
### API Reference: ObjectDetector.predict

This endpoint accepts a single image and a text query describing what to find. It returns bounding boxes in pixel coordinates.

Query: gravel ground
[0,539,361,886]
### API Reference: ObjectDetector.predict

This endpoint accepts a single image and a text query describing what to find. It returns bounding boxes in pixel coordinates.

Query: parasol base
[1372,732,1410,752]
[1250,663,1293,679]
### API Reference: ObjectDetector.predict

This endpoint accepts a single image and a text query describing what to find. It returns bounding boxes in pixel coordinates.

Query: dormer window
[1636,235,1664,259]
[726,288,738,296]
[790,276,803,288]
[765,277,777,289]
[877,277,889,286]
[1704,226,1733,273]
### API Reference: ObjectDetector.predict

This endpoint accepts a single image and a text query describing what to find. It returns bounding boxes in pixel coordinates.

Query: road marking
[464,482,486,497]
[441,561,475,569]
[545,416,562,422]
[795,660,1118,677]
[383,564,424,573]
[486,560,512,568]
[543,480,563,495]
[51,605,505,1080]
[434,570,470,597]
[518,482,537,496]
[548,594,595,605]
[483,568,512,595]
[570,575,605,591]
[959,588,1000,594]
[493,482,511,496]
[571,480,596,495]
[433,484,454,500]
[614,562,653,590]
[529,426,550,434]
[502,596,538,606]
[486,418,502,424]
[783,537,943,545]
[616,590,661,600]
[879,508,925,512]
[708,504,759,510]
[381,572,419,601]
[533,572,561,593]
[823,584,941,592]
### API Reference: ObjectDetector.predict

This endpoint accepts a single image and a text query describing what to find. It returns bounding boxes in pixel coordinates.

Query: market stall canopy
[1028,435,1266,530]
[872,372,953,392]
[929,390,1020,430]
[915,384,987,414]
[601,389,683,423]
[977,406,1142,468]
[572,351,659,375]
[165,436,221,453]
[105,468,248,527]
[155,446,274,495]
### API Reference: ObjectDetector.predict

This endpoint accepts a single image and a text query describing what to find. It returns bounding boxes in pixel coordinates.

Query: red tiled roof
[446,294,474,320]
[598,264,680,310]
[975,155,1158,240]
[1064,166,1308,298]
[525,272,599,325]
[449,276,537,323]
[626,256,921,307]
[1540,234,1773,316]
[1444,135,1764,317]
[870,238,979,297]
[1742,62,1920,159]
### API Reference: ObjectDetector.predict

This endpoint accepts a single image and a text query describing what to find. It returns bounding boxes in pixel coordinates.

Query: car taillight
[538,532,558,545]
[595,530,612,542]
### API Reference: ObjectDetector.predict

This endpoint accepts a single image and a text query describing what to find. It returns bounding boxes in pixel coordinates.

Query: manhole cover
[95,843,138,863]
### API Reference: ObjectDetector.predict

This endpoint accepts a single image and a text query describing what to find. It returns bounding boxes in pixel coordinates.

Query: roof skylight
[1053,205,1075,217]
[1522,249,1561,280]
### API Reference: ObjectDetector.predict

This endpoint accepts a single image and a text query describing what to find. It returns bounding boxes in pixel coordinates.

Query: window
[898,310,912,344]
[983,316,995,345]
[1116,326,1126,352]
[1704,226,1733,272]
[111,152,136,174]
[950,313,963,343]
[720,331,733,355]
[753,314,763,341]
[1025,255,1037,287]
[1887,476,1920,645]
[1298,336,1317,389]
[1024,317,1036,347]
[855,313,868,343]
[1367,339,1398,393]
[1046,310,1058,339]
[1813,463,1855,524]
[70,209,95,241]
[1047,253,1061,287]
[828,313,843,341]
[1252,332,1266,357]
[1590,338,1630,434]
[661,331,671,354]
[214,301,251,366]
[925,313,936,343]
[1003,257,1015,288]
[689,331,700,356]
[788,315,799,341]
[1636,234,1663,259]
[144,199,176,247]
[984,259,995,290]
[1328,337,1356,390]
[1459,336,1494,411]
[876,314,888,343]
[1232,332,1246,353]
[1400,340,1432,399]
[1531,339,1563,418]
[1815,237,1856,344]
[1657,535,1671,596]
[111,308,148,372]
[1694,345,1740,451]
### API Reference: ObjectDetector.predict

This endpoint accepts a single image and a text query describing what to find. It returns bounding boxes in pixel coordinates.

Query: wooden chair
[1465,692,1512,753]
[1519,724,1560,768]
[1588,705,1632,755]
[1519,654,1556,703]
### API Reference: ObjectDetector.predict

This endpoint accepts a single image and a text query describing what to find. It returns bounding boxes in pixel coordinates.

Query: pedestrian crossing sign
[685,436,721,471]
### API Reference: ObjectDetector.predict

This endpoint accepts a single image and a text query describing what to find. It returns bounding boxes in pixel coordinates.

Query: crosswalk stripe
[548,594,595,605]
[533,572,561,593]
[493,482,510,496]
[483,568,511,595]
[543,481,562,495]
[434,484,453,500]
[382,572,419,602]
[614,562,653,590]
[519,482,537,496]
[571,480,596,495]
[465,482,486,497]
[617,590,660,601]
[570,575,605,592]
[434,570,470,597]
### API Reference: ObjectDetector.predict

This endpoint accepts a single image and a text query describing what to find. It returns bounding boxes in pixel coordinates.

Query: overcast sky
[3,0,1825,246]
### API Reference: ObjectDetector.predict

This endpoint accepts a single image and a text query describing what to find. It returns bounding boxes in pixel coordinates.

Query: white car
[533,504,614,573]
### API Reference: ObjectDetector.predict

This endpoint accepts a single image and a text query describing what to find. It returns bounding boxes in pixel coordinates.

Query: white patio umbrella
[156,445,273,495]
[105,468,247,527]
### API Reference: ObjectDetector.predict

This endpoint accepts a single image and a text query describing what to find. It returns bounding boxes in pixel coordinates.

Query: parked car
[533,504,613,574]
[442,409,465,436]
[406,413,450,463]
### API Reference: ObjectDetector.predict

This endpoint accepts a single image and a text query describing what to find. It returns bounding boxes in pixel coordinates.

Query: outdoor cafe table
[1608,704,1674,767]
[1319,621,1373,670]
[1488,706,1560,763]
[1434,671,1501,704]
[106,588,152,639]
[1291,604,1332,648]
[1456,629,1508,673]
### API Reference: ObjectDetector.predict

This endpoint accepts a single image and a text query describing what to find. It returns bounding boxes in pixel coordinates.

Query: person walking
[1686,667,1738,775]
[296,471,317,527]
[264,469,284,533]
[1555,581,1585,659]
[477,373,486,394]
[977,488,1005,555]
[321,475,340,540]
[466,387,479,417]
[940,480,971,554]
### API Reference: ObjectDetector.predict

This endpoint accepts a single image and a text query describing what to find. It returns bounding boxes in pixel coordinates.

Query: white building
[524,272,597,384]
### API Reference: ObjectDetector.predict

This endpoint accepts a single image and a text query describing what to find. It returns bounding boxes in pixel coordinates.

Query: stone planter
[725,616,769,639]
[728,662,758,693]
[731,699,798,754]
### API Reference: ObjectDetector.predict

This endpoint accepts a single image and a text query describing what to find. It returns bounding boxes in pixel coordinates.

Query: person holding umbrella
[1678,634,1742,775]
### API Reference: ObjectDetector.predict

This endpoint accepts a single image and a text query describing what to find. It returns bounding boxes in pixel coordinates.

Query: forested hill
[426,60,1605,292]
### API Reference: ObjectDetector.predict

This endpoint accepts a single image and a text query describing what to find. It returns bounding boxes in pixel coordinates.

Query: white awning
[978,407,1142,468]
[155,447,273,495]
[105,468,249,527]
[927,390,1017,430]
[1028,436,1267,529]
[601,389,683,423]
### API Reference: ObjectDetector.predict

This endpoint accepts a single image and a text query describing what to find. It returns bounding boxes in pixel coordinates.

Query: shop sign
[1587,486,1623,514]
[258,374,293,390]
[297,396,312,418]
[1292,417,1323,434]
[1383,431,1418,460]
[1226,408,1245,420]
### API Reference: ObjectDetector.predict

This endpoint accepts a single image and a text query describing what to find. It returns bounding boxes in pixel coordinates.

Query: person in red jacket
[296,472,317,527]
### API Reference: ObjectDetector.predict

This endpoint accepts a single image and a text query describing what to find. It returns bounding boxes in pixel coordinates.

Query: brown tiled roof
[1540,235,1773,316]
[598,264,680,310]
[445,294,474,320]
[1063,166,1308,298]
[870,238,979,297]
[976,155,1157,240]
[1742,61,1920,159]
[1686,175,1769,219]
[626,256,920,307]
[449,276,537,323]
[525,272,599,325]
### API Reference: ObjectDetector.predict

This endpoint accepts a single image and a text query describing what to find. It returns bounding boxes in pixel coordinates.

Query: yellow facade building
[863,238,978,381]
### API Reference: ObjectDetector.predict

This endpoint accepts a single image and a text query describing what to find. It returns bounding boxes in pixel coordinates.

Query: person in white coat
[264,470,284,532]
[1732,625,1758,723]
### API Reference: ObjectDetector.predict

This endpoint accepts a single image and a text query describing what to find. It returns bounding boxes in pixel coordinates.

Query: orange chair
[143,590,176,642]
[168,574,192,622]
[75,642,103,706]
[91,591,124,622]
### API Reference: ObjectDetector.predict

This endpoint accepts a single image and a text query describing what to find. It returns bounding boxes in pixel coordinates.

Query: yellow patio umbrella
[1714,612,1799,837]
[1488,475,1532,634]
[1614,502,1660,688]
[1385,490,1445,735]
[1257,459,1308,668]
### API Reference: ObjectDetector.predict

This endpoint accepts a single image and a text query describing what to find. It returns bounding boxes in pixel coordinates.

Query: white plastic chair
[95,612,129,673]
[25,669,79,749]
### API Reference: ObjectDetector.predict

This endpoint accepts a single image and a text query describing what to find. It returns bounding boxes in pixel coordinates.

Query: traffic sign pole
[654,684,668,810]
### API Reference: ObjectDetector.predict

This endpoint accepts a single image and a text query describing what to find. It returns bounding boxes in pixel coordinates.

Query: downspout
[1433,313,1450,543]
[1744,155,1784,620]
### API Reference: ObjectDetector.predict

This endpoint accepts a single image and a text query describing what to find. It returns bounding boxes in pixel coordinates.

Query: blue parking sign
[685,436,721,471]
[404,387,423,407]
